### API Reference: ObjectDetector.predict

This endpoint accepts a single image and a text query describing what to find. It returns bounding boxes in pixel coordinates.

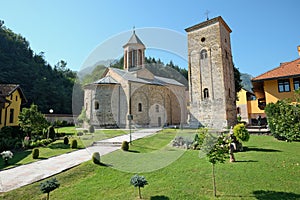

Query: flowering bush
[1,150,13,164]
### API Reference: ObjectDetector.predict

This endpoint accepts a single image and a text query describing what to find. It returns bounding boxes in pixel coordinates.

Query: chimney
[298,45,300,57]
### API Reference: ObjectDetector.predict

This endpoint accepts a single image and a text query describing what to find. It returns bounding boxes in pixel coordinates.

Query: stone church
[84,31,187,128]
[84,16,236,129]
[186,16,236,129]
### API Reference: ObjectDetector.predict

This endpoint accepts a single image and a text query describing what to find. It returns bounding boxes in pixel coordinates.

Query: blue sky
[1,0,299,77]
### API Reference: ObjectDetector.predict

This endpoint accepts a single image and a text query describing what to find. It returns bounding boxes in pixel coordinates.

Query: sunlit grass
[1,131,300,200]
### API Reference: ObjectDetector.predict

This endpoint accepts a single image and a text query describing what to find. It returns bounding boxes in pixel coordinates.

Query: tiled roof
[0,84,27,104]
[252,58,300,81]
[110,68,184,87]
[0,84,19,96]
[94,76,119,84]
[123,31,145,47]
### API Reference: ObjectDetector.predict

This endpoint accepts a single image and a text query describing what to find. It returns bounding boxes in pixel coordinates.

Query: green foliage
[0,126,24,152]
[130,174,148,199]
[40,178,60,200]
[32,148,39,159]
[92,152,101,164]
[192,128,207,150]
[18,104,49,136]
[63,137,69,145]
[77,108,89,125]
[233,123,250,142]
[48,126,56,140]
[89,125,95,133]
[121,141,129,151]
[71,139,77,149]
[204,134,229,165]
[234,66,243,99]
[265,99,300,141]
[0,23,78,114]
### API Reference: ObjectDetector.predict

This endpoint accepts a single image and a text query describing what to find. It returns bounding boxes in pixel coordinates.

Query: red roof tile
[252,58,300,81]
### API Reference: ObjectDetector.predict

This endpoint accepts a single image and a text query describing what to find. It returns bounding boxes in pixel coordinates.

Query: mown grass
[1,129,300,200]
[0,128,128,170]
[0,139,84,170]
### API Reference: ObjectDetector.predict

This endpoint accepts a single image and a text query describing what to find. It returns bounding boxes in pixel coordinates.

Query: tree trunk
[47,192,50,200]
[138,186,142,199]
[212,163,216,197]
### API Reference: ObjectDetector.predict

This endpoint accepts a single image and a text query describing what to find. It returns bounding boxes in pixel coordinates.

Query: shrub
[29,141,38,148]
[40,178,60,200]
[89,125,95,133]
[121,141,129,151]
[56,132,66,138]
[48,126,56,140]
[71,139,78,149]
[32,148,39,159]
[63,137,69,145]
[77,132,83,136]
[92,152,101,164]
[233,123,250,142]
[265,100,300,141]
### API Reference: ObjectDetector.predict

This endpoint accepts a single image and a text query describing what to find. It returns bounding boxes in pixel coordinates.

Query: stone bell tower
[185,16,236,129]
[123,30,145,71]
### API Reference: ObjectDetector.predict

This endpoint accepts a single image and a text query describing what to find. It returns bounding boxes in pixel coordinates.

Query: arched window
[138,103,142,112]
[200,49,208,60]
[155,105,159,112]
[94,101,99,110]
[203,88,209,98]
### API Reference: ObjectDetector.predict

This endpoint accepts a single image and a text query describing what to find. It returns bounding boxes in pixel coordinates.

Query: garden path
[0,128,161,192]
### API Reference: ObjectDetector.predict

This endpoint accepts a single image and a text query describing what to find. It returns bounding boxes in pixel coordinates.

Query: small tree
[18,104,49,137]
[202,133,229,197]
[40,178,60,200]
[130,174,148,199]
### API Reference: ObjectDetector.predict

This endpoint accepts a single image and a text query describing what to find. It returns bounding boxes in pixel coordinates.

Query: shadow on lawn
[47,142,70,149]
[234,160,258,163]
[150,195,170,200]
[243,147,281,152]
[128,150,140,153]
[253,190,300,200]
[0,150,32,170]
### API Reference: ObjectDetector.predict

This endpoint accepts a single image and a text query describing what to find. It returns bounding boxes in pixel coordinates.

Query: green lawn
[0,139,84,170]
[1,129,300,200]
[0,128,128,170]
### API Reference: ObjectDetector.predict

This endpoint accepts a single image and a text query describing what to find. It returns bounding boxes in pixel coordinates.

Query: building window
[278,79,290,92]
[138,103,142,112]
[293,78,300,91]
[200,49,207,60]
[155,105,159,112]
[9,109,14,123]
[203,88,209,98]
[94,101,99,110]
[16,95,18,101]
[237,107,240,114]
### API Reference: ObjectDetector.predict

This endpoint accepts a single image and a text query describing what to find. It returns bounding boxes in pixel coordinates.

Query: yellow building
[248,56,300,125]
[236,88,261,124]
[0,84,27,129]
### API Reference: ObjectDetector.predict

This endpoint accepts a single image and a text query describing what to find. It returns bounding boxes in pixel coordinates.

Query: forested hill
[0,21,77,114]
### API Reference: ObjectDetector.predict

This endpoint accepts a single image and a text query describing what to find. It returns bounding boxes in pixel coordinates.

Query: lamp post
[128,114,133,144]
